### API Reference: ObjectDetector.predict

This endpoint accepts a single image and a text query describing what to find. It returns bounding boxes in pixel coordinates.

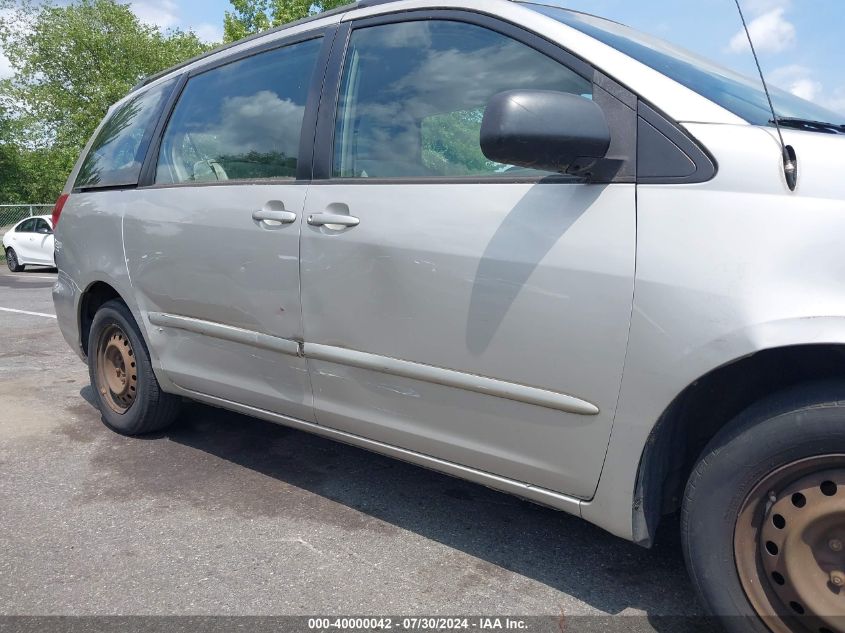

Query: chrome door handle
[252,209,297,224]
[307,213,360,228]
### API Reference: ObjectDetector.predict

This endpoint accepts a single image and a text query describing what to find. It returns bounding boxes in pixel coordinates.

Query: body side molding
[148,314,600,415]
[148,312,301,357]
[304,342,600,415]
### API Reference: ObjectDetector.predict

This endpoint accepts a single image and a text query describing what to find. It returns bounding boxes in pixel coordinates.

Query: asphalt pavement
[0,266,713,632]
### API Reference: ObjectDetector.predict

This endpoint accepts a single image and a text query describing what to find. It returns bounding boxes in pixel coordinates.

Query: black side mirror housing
[480,90,611,176]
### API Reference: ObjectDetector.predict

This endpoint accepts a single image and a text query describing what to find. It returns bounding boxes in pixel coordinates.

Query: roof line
[130,0,372,94]
[130,0,558,95]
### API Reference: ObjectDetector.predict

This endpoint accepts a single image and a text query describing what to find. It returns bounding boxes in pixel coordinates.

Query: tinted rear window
[75,78,177,190]
[155,38,322,185]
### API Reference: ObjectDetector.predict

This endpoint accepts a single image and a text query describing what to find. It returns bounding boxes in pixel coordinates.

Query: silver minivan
[52,1,845,630]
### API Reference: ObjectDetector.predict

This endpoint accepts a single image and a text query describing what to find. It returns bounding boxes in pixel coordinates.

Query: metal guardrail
[0,204,53,231]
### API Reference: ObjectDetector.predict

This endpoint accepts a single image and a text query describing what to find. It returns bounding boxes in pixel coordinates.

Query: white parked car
[3,215,55,271]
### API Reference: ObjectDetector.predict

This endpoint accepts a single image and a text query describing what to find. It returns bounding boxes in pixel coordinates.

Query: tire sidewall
[87,301,154,435]
[683,386,845,632]
[6,248,21,272]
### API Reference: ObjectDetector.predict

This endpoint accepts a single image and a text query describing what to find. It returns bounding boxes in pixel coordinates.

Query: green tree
[0,102,26,203]
[422,108,497,176]
[224,0,348,42]
[0,0,212,202]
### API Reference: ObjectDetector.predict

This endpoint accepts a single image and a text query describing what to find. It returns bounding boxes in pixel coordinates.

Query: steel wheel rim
[94,324,138,414]
[735,455,845,633]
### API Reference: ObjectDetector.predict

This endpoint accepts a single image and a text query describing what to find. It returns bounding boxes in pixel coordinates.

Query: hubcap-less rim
[7,250,15,268]
[95,324,138,414]
[735,455,845,633]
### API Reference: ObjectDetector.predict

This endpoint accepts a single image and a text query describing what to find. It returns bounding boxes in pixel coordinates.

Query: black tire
[682,381,845,633]
[87,299,180,435]
[6,247,24,272]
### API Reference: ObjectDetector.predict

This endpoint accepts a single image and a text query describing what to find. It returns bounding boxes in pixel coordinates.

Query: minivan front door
[124,34,328,421]
[300,17,636,498]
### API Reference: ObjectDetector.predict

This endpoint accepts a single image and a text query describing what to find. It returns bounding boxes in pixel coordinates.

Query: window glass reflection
[156,38,321,184]
[333,21,593,179]
[76,78,177,189]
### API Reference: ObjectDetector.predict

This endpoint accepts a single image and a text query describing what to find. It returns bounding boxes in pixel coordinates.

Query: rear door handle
[252,209,297,224]
[307,213,360,228]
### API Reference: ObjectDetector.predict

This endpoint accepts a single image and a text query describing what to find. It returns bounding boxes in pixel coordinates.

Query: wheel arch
[633,343,845,546]
[78,280,125,358]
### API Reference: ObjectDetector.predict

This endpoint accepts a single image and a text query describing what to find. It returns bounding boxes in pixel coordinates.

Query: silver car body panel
[122,185,315,423]
[300,183,635,499]
[583,124,845,539]
[53,191,147,363]
[52,0,845,542]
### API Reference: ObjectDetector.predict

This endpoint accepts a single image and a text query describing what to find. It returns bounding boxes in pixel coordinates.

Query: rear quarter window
[75,78,178,190]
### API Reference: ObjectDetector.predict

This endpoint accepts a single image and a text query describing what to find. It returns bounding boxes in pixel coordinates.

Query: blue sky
[2,0,844,115]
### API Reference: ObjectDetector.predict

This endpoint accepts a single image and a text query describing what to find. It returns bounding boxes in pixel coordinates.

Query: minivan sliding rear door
[123,31,331,421]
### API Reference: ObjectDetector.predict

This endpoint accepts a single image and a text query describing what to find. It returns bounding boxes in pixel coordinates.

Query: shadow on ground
[75,386,717,632]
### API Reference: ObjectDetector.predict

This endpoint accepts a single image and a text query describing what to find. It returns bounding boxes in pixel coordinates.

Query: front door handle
[307,213,360,228]
[252,209,297,225]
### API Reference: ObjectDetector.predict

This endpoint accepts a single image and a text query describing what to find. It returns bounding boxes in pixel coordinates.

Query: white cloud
[126,2,222,43]
[129,0,179,30]
[193,22,223,44]
[770,65,845,116]
[770,64,822,100]
[729,8,796,54]
[822,89,845,116]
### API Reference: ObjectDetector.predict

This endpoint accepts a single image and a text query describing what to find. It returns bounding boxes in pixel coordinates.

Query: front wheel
[6,247,24,272]
[88,299,180,435]
[683,382,845,633]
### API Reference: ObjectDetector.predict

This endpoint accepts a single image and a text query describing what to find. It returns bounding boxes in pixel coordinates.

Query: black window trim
[16,218,36,233]
[312,8,637,185]
[137,24,339,190]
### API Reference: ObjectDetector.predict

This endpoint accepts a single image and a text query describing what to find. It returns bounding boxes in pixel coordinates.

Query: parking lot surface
[0,267,710,630]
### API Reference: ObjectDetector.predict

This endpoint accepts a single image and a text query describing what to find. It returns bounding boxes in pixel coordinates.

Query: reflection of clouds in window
[156,38,320,184]
[202,90,305,158]
[336,21,591,177]
[391,41,587,115]
[362,21,433,48]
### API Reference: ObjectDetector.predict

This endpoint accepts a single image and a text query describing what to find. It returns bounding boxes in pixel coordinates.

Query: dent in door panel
[304,342,599,415]
[123,187,303,338]
[301,183,636,498]
[124,185,312,421]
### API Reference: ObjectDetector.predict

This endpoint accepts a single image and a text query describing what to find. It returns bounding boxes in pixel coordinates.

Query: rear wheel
[683,382,845,633]
[5,247,24,272]
[88,299,180,434]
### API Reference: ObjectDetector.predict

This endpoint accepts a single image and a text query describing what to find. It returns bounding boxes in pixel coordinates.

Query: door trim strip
[148,312,599,415]
[148,312,301,357]
[304,343,600,416]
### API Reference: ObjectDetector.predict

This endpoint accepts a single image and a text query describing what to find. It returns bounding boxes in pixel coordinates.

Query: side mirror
[480,90,611,176]
[37,226,52,235]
